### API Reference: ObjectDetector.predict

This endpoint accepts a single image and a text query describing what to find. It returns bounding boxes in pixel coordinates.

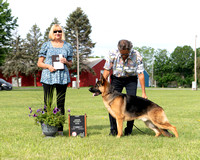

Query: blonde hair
[49,24,65,40]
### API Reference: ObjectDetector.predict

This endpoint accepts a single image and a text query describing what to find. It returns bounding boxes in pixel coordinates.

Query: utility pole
[152,57,154,87]
[193,35,197,90]
[76,29,80,89]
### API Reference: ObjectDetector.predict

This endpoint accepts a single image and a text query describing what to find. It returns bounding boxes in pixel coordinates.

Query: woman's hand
[60,57,67,64]
[48,65,56,72]
[38,56,56,72]
[60,57,72,67]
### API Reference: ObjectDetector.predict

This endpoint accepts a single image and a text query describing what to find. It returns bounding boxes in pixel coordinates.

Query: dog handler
[103,39,148,136]
[37,24,73,136]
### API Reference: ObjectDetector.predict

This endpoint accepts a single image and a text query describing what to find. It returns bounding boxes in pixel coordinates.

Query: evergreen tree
[2,33,26,87]
[65,7,96,73]
[0,0,18,65]
[43,18,60,41]
[24,24,43,87]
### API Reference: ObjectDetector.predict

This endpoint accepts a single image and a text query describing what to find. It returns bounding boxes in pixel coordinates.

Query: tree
[170,45,194,87]
[196,48,200,85]
[43,18,60,42]
[153,49,175,87]
[0,0,18,66]
[65,7,96,73]
[24,24,43,87]
[133,46,155,80]
[1,33,26,87]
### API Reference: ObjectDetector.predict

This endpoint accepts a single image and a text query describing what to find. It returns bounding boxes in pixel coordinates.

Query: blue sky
[7,0,200,57]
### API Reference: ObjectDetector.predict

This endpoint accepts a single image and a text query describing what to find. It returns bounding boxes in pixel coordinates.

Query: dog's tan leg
[116,118,123,138]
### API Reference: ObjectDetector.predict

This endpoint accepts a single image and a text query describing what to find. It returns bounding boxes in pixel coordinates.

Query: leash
[133,124,146,134]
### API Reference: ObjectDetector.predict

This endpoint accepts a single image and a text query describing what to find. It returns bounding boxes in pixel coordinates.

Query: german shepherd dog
[89,76,178,138]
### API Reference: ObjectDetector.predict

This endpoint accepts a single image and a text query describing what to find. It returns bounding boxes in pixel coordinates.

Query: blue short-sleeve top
[38,41,73,85]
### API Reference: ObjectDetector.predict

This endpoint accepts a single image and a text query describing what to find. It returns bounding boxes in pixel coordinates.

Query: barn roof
[84,58,104,68]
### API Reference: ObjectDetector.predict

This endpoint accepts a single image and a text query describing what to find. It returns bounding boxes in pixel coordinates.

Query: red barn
[0,72,42,87]
[0,58,106,87]
[69,58,106,87]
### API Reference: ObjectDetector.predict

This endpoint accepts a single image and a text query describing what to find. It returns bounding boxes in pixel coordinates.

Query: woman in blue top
[37,24,73,136]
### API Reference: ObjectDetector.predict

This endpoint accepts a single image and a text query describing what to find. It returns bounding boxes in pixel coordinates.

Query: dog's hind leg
[144,120,162,137]
[149,109,179,138]
[116,118,123,138]
[160,129,174,137]
[158,123,178,138]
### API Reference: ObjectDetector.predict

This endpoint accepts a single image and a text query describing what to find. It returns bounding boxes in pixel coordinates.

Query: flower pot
[41,124,58,137]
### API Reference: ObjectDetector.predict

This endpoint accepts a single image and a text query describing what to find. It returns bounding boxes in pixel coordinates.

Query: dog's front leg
[116,118,123,138]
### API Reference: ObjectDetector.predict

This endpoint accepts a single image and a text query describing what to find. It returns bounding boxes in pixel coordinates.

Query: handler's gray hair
[117,39,133,51]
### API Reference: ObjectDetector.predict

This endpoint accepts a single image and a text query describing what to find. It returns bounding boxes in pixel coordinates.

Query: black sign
[68,114,87,137]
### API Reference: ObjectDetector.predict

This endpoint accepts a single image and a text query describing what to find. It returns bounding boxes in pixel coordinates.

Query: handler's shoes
[58,131,63,136]
[124,127,132,136]
[109,130,118,136]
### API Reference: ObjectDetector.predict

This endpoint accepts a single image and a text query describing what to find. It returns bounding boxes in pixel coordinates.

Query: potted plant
[28,105,66,137]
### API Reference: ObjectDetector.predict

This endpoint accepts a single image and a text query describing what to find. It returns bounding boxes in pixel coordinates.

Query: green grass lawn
[0,87,200,160]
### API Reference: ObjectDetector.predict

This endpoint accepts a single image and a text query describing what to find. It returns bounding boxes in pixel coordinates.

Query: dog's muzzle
[89,87,101,96]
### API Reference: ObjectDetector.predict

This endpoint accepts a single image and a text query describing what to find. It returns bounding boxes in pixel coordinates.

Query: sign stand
[68,114,87,137]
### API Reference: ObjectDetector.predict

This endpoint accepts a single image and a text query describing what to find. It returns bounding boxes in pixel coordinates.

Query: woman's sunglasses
[53,30,62,33]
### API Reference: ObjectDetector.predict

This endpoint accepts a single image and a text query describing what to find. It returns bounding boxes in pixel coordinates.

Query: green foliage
[28,105,65,127]
[133,46,155,74]
[0,0,18,65]
[1,34,27,86]
[154,49,175,87]
[28,87,66,127]
[170,45,194,87]
[24,24,43,86]
[153,46,195,87]
[197,57,200,85]
[65,7,96,74]
[195,48,200,85]
[1,25,43,87]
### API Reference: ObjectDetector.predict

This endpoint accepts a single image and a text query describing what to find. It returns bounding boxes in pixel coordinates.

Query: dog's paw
[116,135,121,138]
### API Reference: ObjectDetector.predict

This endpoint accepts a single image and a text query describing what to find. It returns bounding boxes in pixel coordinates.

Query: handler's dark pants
[109,75,138,135]
[42,83,68,131]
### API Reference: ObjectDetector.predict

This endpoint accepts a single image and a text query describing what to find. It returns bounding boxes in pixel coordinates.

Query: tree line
[135,46,200,88]
[0,0,199,88]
